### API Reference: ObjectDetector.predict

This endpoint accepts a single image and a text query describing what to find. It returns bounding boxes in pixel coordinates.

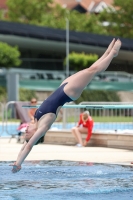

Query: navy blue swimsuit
[34,83,72,120]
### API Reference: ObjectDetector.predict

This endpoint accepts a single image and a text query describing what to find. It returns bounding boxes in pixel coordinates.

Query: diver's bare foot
[106,38,116,55]
[112,39,122,57]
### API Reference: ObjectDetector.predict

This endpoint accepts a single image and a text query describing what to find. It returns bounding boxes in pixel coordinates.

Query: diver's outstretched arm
[11,141,27,173]
[11,126,48,173]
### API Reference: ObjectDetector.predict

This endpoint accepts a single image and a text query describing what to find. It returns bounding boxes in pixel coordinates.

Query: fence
[0,101,131,139]
[0,102,5,136]
[60,102,133,132]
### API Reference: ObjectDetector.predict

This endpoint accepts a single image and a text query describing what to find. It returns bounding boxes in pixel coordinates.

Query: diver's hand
[10,162,21,173]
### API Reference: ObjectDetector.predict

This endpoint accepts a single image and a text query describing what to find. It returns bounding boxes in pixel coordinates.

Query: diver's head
[25,120,37,142]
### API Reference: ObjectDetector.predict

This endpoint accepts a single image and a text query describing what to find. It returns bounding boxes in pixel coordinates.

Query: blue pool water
[0,161,133,200]
[52,122,133,131]
[0,122,133,137]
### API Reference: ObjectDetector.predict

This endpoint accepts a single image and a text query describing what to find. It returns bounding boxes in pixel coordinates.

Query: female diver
[11,38,122,173]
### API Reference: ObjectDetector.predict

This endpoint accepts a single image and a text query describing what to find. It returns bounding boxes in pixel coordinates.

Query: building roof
[0,21,133,62]
[0,0,114,13]
[0,0,114,8]
[0,20,132,52]
[67,0,92,11]
[0,0,7,9]
[54,0,114,11]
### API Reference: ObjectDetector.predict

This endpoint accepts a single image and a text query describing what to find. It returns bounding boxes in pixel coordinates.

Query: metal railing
[0,102,5,136]
[52,102,133,132]
[4,101,19,138]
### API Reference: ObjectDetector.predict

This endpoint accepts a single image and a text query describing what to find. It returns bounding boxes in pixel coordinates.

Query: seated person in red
[71,111,94,147]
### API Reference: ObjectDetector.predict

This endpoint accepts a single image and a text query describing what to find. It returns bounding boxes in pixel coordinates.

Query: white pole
[66,18,69,78]
[7,72,19,101]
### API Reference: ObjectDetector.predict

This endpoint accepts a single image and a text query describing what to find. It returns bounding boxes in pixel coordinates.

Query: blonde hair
[83,111,90,115]
[82,110,90,121]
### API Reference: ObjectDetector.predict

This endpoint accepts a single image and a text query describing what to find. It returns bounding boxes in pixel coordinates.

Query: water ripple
[1,161,133,200]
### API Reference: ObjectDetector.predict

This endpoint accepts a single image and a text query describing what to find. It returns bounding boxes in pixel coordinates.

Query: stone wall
[45,130,133,150]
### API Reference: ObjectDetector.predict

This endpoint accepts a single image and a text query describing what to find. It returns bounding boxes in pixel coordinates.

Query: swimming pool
[0,161,133,200]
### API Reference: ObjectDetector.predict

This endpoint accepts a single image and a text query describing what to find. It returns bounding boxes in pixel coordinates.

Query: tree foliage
[2,0,133,39]
[0,87,37,102]
[75,90,120,104]
[19,88,37,101]
[0,42,21,68]
[64,52,98,71]
[5,0,107,35]
[6,0,53,23]
[98,0,133,38]
[0,86,7,102]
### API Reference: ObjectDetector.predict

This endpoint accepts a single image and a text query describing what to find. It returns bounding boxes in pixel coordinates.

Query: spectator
[71,111,94,147]
[17,122,28,143]
[28,98,38,122]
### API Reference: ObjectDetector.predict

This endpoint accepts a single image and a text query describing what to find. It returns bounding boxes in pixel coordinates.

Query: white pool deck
[0,138,133,166]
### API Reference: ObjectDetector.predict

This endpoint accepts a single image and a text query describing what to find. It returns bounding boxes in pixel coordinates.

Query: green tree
[5,0,107,35]
[0,42,21,68]
[39,7,107,34]
[68,11,107,34]
[98,0,133,38]
[40,4,68,29]
[0,86,7,102]
[64,52,98,71]
[0,86,37,102]
[19,88,37,101]
[6,0,53,23]
[75,90,120,104]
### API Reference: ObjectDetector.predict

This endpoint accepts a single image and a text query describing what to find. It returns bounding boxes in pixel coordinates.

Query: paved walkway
[0,138,133,165]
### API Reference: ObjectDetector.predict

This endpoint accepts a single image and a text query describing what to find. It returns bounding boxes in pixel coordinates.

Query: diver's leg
[63,39,121,99]
[91,38,116,65]
[61,38,115,84]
